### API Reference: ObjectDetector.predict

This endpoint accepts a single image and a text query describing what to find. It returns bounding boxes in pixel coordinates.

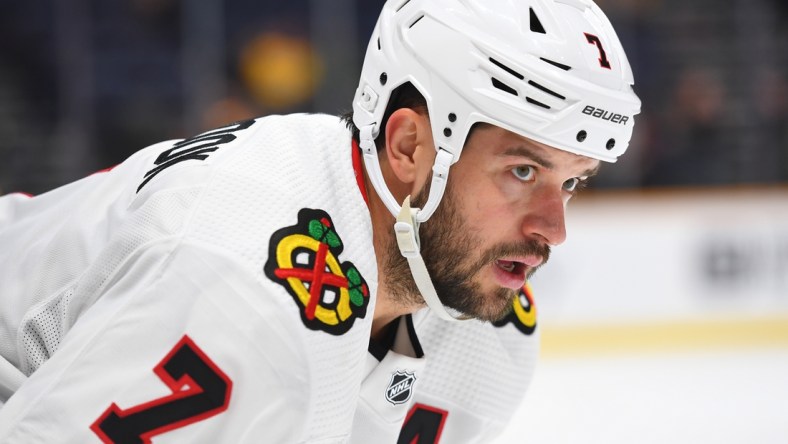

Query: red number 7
[584,33,612,70]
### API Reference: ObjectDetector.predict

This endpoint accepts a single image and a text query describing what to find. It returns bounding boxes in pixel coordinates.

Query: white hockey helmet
[353,0,641,222]
[352,0,641,321]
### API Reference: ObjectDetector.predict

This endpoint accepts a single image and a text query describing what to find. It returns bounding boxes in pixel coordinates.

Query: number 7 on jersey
[91,336,232,444]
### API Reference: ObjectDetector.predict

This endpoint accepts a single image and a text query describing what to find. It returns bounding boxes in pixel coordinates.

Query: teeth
[497,260,516,272]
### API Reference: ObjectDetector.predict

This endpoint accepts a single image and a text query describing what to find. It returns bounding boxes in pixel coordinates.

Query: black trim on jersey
[405,314,424,359]
[368,318,399,362]
[368,314,423,362]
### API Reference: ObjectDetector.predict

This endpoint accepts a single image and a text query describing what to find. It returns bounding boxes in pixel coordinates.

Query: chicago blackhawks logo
[265,208,370,335]
[493,282,537,335]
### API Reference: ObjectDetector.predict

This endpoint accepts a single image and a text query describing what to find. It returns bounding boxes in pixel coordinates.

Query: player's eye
[563,177,579,192]
[563,177,588,194]
[511,165,535,181]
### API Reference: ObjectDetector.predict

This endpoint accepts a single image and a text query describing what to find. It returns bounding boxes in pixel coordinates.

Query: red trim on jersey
[92,165,118,175]
[351,139,369,205]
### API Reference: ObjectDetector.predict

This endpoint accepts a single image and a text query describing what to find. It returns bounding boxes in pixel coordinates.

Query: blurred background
[1,0,787,193]
[1,0,786,442]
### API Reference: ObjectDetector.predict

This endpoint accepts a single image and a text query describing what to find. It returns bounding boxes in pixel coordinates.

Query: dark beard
[382,182,550,322]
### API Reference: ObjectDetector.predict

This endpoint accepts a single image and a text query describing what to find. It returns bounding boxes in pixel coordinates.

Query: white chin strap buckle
[395,196,469,322]
[394,196,421,259]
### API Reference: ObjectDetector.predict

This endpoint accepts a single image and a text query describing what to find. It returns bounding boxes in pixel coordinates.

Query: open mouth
[492,254,544,290]
[493,259,528,290]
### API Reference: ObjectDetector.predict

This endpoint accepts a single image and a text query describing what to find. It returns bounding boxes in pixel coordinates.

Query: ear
[383,108,436,195]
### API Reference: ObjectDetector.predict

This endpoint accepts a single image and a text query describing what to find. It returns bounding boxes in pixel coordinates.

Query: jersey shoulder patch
[264,208,370,335]
[492,282,537,335]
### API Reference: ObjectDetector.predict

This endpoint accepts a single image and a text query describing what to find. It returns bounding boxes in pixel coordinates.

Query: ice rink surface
[494,346,788,443]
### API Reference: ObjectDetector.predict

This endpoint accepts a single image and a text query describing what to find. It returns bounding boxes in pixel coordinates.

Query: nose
[520,186,567,246]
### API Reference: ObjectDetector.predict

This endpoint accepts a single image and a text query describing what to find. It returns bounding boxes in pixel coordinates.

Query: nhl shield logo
[385,370,417,405]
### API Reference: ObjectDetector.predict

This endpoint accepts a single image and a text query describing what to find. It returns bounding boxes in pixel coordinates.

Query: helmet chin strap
[395,196,472,322]
[359,124,469,322]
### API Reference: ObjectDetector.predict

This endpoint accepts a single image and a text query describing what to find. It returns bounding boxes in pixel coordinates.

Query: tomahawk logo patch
[264,208,370,335]
[492,282,537,335]
[386,370,417,405]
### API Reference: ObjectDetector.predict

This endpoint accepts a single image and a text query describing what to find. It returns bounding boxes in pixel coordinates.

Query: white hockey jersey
[0,113,539,443]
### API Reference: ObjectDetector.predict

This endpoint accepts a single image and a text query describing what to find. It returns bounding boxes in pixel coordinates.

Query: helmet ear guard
[352,0,640,321]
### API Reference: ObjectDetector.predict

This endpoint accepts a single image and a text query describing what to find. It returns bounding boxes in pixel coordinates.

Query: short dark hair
[341,82,428,152]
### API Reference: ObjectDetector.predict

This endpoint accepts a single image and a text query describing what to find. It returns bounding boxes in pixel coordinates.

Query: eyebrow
[500,145,600,178]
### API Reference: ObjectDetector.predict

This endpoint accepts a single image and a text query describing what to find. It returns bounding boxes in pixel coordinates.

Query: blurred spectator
[644,67,735,187]
[0,0,787,194]
[752,67,788,181]
[239,32,323,113]
[0,1,58,194]
[200,93,258,131]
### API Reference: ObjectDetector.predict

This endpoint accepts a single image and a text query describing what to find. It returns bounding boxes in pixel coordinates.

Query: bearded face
[383,182,550,322]
[380,122,598,322]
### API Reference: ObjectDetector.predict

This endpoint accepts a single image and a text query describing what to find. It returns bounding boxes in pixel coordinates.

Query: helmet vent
[528,80,566,100]
[409,15,425,28]
[489,58,524,80]
[395,0,412,12]
[526,97,551,110]
[492,78,518,96]
[540,57,572,71]
[530,8,547,34]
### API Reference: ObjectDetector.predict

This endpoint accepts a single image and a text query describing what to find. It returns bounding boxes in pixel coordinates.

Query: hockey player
[0,0,639,442]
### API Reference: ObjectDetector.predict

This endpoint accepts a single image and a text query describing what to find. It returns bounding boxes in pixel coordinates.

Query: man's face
[385,123,600,321]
